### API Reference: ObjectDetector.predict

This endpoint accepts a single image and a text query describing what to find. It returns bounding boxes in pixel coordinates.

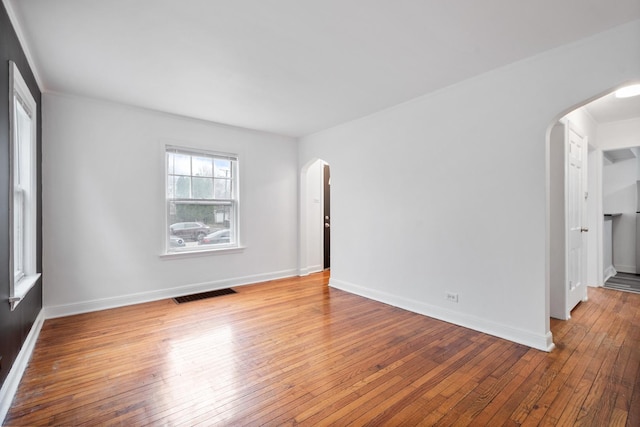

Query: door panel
[566,123,588,314]
[323,164,331,269]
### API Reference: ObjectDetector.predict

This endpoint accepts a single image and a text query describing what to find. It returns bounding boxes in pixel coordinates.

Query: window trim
[163,144,242,256]
[8,60,40,310]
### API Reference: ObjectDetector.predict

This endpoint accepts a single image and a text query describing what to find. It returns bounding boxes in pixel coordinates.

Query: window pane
[167,153,174,175]
[214,178,231,199]
[171,153,191,175]
[198,205,234,246]
[214,159,231,178]
[15,100,32,186]
[192,156,213,177]
[192,177,213,199]
[175,176,191,199]
[13,189,24,279]
[14,98,30,281]
[9,62,40,308]
[166,147,238,252]
[168,202,234,246]
[169,203,232,230]
[167,175,175,199]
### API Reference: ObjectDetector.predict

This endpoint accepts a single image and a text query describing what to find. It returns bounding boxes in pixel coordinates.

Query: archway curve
[545,79,640,337]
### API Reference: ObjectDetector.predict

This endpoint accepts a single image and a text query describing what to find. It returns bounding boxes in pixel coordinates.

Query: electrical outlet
[446,292,459,303]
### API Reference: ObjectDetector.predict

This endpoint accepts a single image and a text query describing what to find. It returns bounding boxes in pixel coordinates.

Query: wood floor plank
[428,342,529,426]
[518,324,592,426]
[616,322,640,426]
[4,272,640,426]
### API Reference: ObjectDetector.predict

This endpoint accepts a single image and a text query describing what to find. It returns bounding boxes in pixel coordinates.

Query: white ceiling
[7,0,640,137]
[583,89,640,124]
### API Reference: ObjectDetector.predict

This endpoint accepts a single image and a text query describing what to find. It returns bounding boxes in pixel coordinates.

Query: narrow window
[9,61,40,310]
[165,146,239,253]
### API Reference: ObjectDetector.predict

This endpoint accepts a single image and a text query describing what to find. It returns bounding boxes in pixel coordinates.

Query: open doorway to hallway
[601,147,640,292]
[548,82,640,320]
[300,159,331,276]
[323,163,331,270]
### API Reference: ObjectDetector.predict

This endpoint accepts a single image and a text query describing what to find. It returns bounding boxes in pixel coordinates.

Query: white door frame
[565,119,589,316]
[586,146,604,287]
[299,158,327,276]
[549,119,589,321]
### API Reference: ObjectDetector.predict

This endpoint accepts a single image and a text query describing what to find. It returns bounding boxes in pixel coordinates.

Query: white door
[566,122,588,316]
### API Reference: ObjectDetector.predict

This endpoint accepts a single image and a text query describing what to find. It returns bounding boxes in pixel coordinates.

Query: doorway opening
[548,119,589,320]
[547,81,640,323]
[323,163,331,270]
[300,159,331,276]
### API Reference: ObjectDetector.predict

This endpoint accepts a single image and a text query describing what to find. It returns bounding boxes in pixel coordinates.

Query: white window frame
[163,145,241,256]
[8,61,40,310]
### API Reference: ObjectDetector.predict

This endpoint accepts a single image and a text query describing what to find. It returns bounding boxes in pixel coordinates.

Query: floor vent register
[173,288,237,304]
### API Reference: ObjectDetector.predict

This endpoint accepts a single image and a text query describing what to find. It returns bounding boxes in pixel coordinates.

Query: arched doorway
[299,159,330,276]
[547,81,640,321]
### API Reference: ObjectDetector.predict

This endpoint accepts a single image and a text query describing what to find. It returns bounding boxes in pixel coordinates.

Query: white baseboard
[44,269,298,319]
[298,267,310,277]
[604,265,617,283]
[307,265,323,274]
[0,309,45,425]
[329,278,555,352]
[298,264,323,277]
[614,265,636,274]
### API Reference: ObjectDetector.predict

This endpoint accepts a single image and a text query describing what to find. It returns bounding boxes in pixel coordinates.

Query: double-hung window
[166,146,239,253]
[9,61,40,310]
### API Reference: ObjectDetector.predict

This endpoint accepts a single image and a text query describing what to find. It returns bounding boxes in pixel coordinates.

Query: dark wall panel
[0,2,43,388]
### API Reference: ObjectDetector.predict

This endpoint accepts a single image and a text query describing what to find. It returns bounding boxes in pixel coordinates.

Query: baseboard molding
[614,265,636,274]
[307,265,323,274]
[0,309,45,425]
[44,269,298,319]
[603,265,617,283]
[298,267,310,277]
[329,278,555,352]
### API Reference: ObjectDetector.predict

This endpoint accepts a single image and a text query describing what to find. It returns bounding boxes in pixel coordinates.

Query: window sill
[160,246,246,260]
[10,273,41,311]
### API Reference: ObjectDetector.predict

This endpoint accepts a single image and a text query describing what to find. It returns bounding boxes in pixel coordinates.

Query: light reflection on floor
[165,325,238,423]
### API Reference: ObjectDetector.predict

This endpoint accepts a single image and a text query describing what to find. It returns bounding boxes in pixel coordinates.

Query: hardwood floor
[5,271,640,426]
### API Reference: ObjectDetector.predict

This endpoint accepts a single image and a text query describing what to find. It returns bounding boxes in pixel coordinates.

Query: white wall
[564,109,598,142]
[587,147,603,285]
[299,20,640,351]
[599,118,640,274]
[43,93,298,316]
[598,117,640,150]
[602,156,638,273]
[549,123,567,319]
